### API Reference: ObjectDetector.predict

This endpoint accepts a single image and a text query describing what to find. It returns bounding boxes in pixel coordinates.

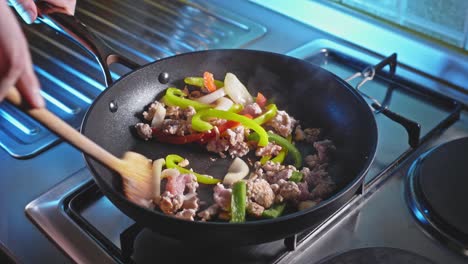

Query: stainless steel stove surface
[2,0,468,263]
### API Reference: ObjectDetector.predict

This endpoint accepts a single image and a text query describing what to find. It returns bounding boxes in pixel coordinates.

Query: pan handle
[37,12,140,86]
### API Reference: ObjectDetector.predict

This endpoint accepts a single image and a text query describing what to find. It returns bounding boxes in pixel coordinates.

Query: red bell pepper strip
[152,120,240,145]
[152,129,205,144]
[203,72,217,93]
[198,120,240,143]
[256,92,267,108]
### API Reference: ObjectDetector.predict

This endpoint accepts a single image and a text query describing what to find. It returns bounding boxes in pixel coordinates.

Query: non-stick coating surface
[81,49,377,245]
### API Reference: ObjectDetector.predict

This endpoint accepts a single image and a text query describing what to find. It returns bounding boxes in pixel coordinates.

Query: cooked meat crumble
[246,177,275,217]
[132,73,339,222]
[266,110,296,137]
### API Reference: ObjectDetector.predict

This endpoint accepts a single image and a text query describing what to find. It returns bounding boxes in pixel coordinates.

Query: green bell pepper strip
[289,171,303,182]
[260,155,272,165]
[191,109,269,147]
[248,132,302,168]
[270,134,291,164]
[253,104,277,125]
[184,77,224,89]
[262,203,286,218]
[270,150,287,164]
[165,154,220,184]
[162,88,211,110]
[228,103,243,113]
[230,180,247,223]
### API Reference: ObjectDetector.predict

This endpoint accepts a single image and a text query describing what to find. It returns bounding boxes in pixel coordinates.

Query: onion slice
[194,87,226,104]
[214,97,234,111]
[151,103,166,128]
[223,157,249,185]
[224,73,253,106]
[152,158,166,205]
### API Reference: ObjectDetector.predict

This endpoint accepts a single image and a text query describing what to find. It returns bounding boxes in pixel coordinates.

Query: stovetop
[2,0,468,263]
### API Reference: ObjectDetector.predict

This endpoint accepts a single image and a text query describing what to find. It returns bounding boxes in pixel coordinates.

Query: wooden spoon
[5,88,154,206]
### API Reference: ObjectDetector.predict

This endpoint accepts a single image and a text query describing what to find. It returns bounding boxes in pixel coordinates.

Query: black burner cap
[318,247,435,264]
[408,137,468,246]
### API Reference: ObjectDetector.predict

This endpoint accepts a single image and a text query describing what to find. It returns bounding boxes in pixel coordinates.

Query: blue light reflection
[35,66,93,104]
[0,108,35,135]
[40,91,74,114]
[31,47,106,91]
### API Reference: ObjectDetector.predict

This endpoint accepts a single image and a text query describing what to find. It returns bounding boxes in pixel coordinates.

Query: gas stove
[2,0,468,263]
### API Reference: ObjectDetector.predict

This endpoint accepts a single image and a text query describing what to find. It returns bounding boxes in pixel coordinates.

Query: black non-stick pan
[37,13,377,245]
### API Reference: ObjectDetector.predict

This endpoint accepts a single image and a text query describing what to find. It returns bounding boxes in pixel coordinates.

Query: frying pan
[36,13,377,245]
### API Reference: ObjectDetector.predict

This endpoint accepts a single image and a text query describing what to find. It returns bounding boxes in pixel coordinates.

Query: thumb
[8,0,38,24]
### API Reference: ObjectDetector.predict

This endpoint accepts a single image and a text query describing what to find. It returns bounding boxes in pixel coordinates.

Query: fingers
[16,66,44,109]
[8,0,38,24]
[0,4,44,108]
[40,0,76,15]
[0,48,44,108]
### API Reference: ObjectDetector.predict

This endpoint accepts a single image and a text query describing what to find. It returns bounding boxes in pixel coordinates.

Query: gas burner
[406,137,468,256]
[317,247,435,264]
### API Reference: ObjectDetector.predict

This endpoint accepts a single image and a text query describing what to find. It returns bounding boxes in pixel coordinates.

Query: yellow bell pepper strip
[165,154,220,184]
[248,132,302,168]
[253,104,277,125]
[184,77,224,89]
[262,203,286,218]
[191,109,269,147]
[289,171,303,182]
[230,180,247,223]
[162,88,211,110]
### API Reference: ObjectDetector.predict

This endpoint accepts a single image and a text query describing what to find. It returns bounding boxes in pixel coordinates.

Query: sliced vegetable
[150,103,166,129]
[289,171,303,182]
[152,129,205,144]
[152,158,165,205]
[214,97,234,111]
[253,104,277,125]
[191,109,269,146]
[298,200,318,211]
[161,168,180,179]
[223,157,250,185]
[256,92,267,108]
[195,87,226,104]
[224,72,253,106]
[270,149,287,164]
[248,132,302,167]
[230,180,247,223]
[262,203,286,218]
[203,71,217,93]
[162,88,211,110]
[198,120,240,144]
[243,113,253,119]
[184,76,224,88]
[165,154,220,184]
[228,103,243,113]
[260,155,271,165]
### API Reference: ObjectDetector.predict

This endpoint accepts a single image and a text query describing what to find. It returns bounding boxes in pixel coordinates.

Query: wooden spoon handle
[6,88,123,170]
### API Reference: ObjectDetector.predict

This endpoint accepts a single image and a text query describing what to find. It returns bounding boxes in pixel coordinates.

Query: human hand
[8,0,76,24]
[1,0,77,108]
[0,1,43,107]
